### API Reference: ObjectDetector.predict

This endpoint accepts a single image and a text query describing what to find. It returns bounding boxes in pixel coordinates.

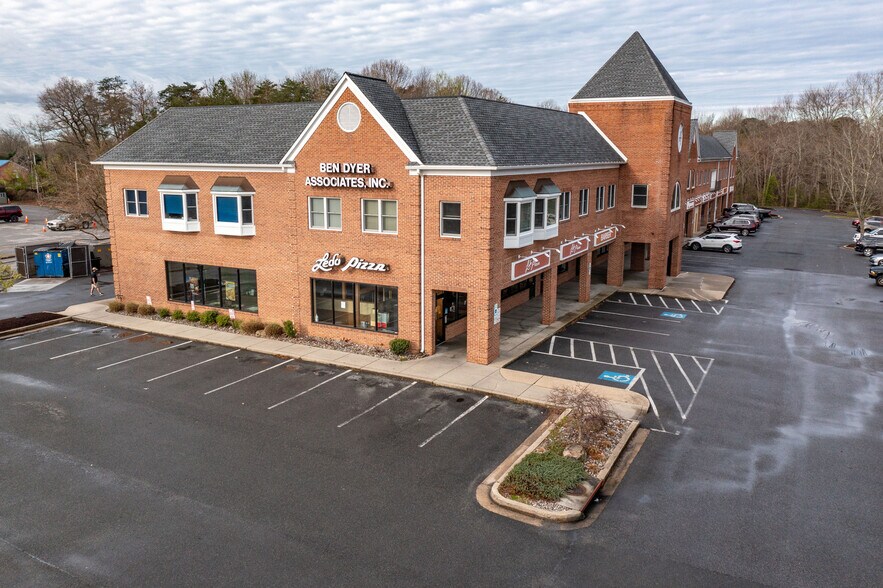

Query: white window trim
[631,184,649,209]
[595,186,605,212]
[533,195,559,240]
[309,196,342,231]
[212,192,256,237]
[124,188,148,217]
[671,182,682,212]
[578,188,589,216]
[439,201,462,238]
[159,190,200,232]
[607,184,616,209]
[362,199,398,235]
[559,191,571,221]
[504,197,535,249]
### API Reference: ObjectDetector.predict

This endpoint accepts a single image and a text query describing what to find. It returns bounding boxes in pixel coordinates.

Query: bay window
[211,177,256,236]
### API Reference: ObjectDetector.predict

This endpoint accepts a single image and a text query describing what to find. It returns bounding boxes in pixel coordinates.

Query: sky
[1,0,881,126]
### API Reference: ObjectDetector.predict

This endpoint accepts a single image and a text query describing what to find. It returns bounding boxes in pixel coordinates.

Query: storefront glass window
[165,261,257,312]
[202,265,221,307]
[184,263,202,304]
[313,279,334,324]
[311,279,398,334]
[358,285,376,329]
[220,267,239,309]
[377,286,398,333]
[166,261,186,301]
[334,281,355,327]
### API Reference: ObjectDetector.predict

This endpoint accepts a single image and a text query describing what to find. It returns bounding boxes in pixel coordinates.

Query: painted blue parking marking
[660,311,687,319]
[598,371,636,384]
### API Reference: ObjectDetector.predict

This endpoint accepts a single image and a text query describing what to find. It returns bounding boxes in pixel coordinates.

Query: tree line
[0,60,508,225]
[700,70,883,222]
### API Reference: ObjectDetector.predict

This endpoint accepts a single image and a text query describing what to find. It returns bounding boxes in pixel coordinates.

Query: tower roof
[572,31,689,102]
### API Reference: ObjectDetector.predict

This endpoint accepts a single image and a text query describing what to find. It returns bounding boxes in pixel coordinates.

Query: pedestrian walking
[89,266,102,296]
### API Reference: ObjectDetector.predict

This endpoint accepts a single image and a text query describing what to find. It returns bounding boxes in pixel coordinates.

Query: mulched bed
[0,312,64,333]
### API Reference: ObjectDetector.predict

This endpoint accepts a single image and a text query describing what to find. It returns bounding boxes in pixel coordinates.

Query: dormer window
[159,176,200,232]
[503,180,536,249]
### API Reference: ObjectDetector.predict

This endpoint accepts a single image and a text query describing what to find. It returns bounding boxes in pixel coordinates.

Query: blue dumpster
[34,247,69,277]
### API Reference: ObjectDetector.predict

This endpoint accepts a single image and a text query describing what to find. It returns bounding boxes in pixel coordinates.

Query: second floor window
[309,197,342,230]
[632,185,648,208]
[607,184,616,208]
[162,193,198,221]
[363,199,397,234]
[440,202,461,237]
[579,188,589,216]
[124,189,148,216]
[559,191,571,221]
[595,186,605,212]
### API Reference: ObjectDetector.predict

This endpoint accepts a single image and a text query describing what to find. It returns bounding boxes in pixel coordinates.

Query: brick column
[668,235,683,277]
[541,267,558,325]
[423,289,437,358]
[465,289,499,365]
[606,239,624,287]
[578,253,591,303]
[647,241,668,289]
[630,242,646,271]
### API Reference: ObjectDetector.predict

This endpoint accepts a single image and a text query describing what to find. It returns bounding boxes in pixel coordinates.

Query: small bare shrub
[548,385,615,445]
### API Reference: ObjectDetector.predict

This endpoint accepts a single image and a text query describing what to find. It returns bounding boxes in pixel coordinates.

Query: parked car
[869,265,883,286]
[855,233,883,256]
[852,216,883,230]
[868,252,883,266]
[731,202,774,219]
[728,209,763,224]
[710,215,758,236]
[46,213,92,231]
[0,204,23,222]
[684,233,742,253]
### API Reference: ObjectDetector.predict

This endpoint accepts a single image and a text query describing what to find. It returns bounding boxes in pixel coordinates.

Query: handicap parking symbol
[661,311,687,319]
[598,371,635,385]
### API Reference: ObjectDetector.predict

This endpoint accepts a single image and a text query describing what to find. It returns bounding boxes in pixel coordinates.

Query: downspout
[419,171,425,353]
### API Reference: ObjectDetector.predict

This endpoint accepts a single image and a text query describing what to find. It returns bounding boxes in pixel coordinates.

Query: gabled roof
[96,102,320,165]
[346,73,422,162]
[713,130,737,156]
[697,134,732,161]
[572,31,689,102]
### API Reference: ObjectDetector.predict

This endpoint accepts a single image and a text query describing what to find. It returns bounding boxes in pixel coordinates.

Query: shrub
[389,338,410,355]
[124,302,139,314]
[185,310,201,322]
[264,322,284,338]
[137,304,155,316]
[157,307,170,318]
[200,310,219,325]
[215,314,231,328]
[500,452,588,501]
[231,319,243,330]
[171,309,185,321]
[282,320,297,338]
[549,385,615,445]
[240,320,264,335]
[107,300,124,312]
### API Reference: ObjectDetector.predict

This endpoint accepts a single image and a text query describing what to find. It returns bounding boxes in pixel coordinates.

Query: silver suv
[711,215,758,236]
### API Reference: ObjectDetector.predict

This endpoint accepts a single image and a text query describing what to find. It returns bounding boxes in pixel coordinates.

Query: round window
[677,123,684,153]
[337,102,361,133]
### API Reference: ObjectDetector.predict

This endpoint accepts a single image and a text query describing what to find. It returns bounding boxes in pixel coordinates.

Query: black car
[730,202,774,219]
[869,265,883,286]
[855,233,883,256]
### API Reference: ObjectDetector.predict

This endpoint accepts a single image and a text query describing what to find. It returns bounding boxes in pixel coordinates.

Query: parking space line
[650,351,686,420]
[49,335,138,360]
[593,310,681,323]
[634,373,666,432]
[589,341,596,361]
[10,328,102,350]
[560,335,714,361]
[531,350,628,369]
[577,322,669,336]
[267,369,353,409]
[629,293,637,304]
[146,349,240,382]
[570,338,575,358]
[675,299,685,310]
[691,300,702,311]
[607,300,709,315]
[642,294,652,305]
[692,355,709,374]
[609,344,616,364]
[205,359,295,396]
[418,396,488,448]
[337,382,417,428]
[670,353,697,395]
[97,341,192,370]
[658,296,669,308]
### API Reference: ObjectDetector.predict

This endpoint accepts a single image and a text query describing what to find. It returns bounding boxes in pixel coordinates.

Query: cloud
[1,0,881,125]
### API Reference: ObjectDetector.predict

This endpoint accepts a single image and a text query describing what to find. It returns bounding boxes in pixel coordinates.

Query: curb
[0,317,71,339]
[489,415,640,523]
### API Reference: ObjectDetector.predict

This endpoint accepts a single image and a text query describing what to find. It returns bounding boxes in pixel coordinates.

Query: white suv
[685,233,743,253]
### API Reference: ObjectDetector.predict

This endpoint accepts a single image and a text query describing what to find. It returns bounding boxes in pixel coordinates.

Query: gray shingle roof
[712,130,737,155]
[572,31,688,102]
[400,98,494,166]
[697,134,732,161]
[346,73,422,162]
[96,102,320,165]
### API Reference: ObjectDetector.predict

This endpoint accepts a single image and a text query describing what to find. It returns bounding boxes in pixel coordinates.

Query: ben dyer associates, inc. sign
[305,162,393,189]
[312,252,390,273]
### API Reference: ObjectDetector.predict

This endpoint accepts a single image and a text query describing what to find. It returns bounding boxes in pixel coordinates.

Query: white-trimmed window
[671,182,681,211]
[631,185,648,208]
[607,184,616,209]
[595,186,605,212]
[504,198,534,248]
[533,195,558,240]
[363,199,397,234]
[309,197,341,230]
[578,188,589,216]
[687,170,694,190]
[440,201,461,237]
[160,191,200,232]
[212,193,255,236]
[559,191,571,221]
[124,189,148,217]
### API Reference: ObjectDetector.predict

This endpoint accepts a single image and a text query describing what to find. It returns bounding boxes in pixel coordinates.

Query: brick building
[95,31,737,365]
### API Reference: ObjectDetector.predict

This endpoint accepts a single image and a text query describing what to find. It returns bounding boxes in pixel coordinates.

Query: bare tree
[38,78,107,151]
[230,70,259,104]
[296,67,339,101]
[845,71,883,123]
[549,385,615,445]
[361,59,412,94]
[536,99,562,110]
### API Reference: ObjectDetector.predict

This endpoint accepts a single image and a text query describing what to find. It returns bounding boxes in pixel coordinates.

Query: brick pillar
[669,235,683,277]
[647,241,668,289]
[423,289,437,357]
[630,243,646,271]
[541,267,558,325]
[466,289,499,365]
[606,239,624,287]
[578,253,591,303]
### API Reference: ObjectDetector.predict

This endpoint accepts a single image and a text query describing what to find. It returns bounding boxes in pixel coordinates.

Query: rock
[563,444,586,460]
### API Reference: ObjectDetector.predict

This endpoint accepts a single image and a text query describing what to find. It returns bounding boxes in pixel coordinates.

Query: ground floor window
[311,279,397,333]
[441,291,467,324]
[165,261,258,312]
[501,276,536,300]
